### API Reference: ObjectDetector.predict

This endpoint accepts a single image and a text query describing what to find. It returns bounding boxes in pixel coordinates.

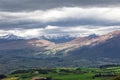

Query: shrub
[112,75,120,80]
[0,74,7,79]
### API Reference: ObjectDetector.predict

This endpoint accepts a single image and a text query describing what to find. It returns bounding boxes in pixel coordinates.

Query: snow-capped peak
[0,34,23,40]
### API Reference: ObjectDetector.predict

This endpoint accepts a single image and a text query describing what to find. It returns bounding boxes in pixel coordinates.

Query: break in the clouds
[0,0,120,37]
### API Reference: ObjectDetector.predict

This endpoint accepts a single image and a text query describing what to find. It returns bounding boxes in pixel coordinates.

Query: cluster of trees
[11,68,56,74]
[113,75,120,80]
[0,74,7,79]
[32,77,52,80]
[93,73,117,79]
[10,68,84,75]
[99,64,120,69]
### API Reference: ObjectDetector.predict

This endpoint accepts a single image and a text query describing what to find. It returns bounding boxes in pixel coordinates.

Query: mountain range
[0,34,76,43]
[0,30,120,73]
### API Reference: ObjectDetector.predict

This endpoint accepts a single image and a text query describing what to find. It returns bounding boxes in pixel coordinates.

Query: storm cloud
[0,0,120,37]
[0,7,120,29]
[0,0,120,11]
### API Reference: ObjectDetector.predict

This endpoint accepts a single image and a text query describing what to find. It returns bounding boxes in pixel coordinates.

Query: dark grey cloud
[0,0,120,37]
[1,18,120,29]
[0,20,45,29]
[0,6,120,29]
[0,2,119,33]
[0,0,120,11]
[48,19,120,27]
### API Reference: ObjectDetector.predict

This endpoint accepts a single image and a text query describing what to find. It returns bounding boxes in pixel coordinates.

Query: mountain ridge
[0,30,120,72]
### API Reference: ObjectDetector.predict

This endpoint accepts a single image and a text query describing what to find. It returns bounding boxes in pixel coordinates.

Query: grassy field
[1,66,120,80]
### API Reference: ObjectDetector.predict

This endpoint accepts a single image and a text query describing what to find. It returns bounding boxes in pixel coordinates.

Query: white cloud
[1,7,120,23]
[45,25,59,30]
[0,25,119,38]
[0,7,120,38]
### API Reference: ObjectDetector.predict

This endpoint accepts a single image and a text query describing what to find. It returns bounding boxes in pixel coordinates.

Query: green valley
[1,65,120,80]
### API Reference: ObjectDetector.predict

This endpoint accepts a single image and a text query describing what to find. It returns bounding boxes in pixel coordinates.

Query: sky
[0,0,120,38]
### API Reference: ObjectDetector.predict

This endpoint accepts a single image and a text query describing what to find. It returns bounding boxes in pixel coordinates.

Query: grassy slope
[3,67,120,80]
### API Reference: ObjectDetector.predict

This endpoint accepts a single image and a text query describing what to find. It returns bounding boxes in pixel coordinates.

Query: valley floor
[1,65,120,80]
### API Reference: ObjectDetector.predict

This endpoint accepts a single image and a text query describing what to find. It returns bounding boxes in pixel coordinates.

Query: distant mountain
[64,30,120,65]
[88,34,99,39]
[0,34,76,43]
[0,31,120,73]
[0,38,55,50]
[0,31,119,56]
[41,35,75,43]
[0,33,98,43]
[0,34,23,40]
[50,31,120,55]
